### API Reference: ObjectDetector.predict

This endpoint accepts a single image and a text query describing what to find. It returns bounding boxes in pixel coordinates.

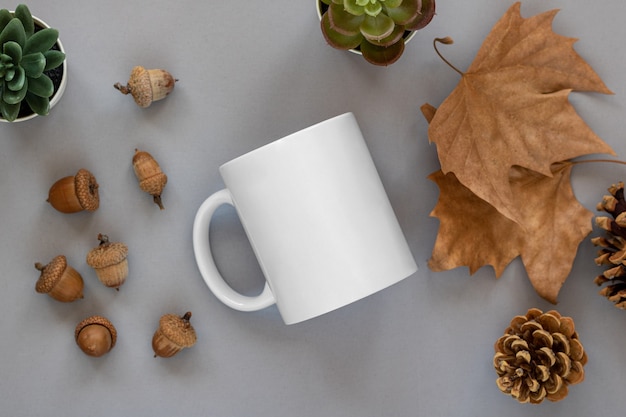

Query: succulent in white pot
[317,0,436,66]
[0,4,66,122]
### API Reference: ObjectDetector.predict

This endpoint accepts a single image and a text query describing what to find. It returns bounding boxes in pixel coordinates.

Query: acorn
[114,66,177,108]
[75,315,117,357]
[47,168,99,213]
[86,234,129,290]
[152,312,197,358]
[132,149,168,210]
[34,255,84,302]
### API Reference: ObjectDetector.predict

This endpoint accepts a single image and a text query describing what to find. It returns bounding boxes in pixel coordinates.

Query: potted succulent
[317,0,436,66]
[0,4,66,122]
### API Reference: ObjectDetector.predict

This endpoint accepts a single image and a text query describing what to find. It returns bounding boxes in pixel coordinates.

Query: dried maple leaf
[512,164,593,303]
[427,169,521,277]
[426,2,614,223]
[428,163,593,303]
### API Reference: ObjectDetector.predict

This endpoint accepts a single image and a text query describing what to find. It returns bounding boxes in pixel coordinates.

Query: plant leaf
[384,0,405,9]
[0,95,20,121]
[426,2,614,224]
[3,76,27,103]
[14,4,34,38]
[368,24,405,48]
[344,0,366,16]
[3,40,21,63]
[0,18,26,49]
[25,91,49,115]
[405,0,436,30]
[328,3,364,37]
[43,50,65,71]
[7,66,25,91]
[0,9,12,34]
[428,163,592,303]
[360,14,394,41]
[27,73,53,97]
[23,28,58,55]
[21,52,46,77]
[361,36,404,66]
[320,11,363,50]
[0,52,9,63]
[385,0,420,25]
[363,2,383,17]
[5,67,14,81]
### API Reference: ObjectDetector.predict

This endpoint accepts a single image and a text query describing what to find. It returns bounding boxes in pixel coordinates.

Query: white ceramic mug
[192,113,417,324]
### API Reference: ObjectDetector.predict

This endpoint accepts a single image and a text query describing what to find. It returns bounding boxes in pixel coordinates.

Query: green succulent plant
[0,4,65,121]
[319,0,436,66]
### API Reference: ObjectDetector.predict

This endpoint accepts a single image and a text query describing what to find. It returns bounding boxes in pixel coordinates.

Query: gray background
[1,0,625,416]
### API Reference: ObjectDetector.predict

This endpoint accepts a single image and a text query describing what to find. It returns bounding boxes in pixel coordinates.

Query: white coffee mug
[192,113,417,324]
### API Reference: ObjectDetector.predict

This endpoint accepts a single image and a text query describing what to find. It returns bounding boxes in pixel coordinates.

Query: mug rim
[220,112,355,171]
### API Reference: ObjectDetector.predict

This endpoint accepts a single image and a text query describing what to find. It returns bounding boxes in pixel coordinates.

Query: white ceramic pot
[0,14,67,123]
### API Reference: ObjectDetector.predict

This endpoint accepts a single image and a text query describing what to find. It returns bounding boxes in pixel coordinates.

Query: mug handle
[192,189,276,311]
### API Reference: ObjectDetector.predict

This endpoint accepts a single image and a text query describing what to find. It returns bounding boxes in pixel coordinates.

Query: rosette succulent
[319,0,436,66]
[0,4,65,121]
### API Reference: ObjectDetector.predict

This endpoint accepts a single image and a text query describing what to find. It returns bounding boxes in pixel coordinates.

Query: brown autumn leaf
[426,2,614,224]
[428,163,593,303]
[427,169,522,278]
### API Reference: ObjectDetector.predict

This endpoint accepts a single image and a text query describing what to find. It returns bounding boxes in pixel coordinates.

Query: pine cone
[493,308,587,404]
[593,181,626,309]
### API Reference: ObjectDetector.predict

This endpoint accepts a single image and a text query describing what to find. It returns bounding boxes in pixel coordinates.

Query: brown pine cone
[493,308,587,404]
[593,181,626,309]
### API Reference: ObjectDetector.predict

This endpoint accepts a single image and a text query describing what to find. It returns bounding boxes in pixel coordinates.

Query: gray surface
[1,0,625,415]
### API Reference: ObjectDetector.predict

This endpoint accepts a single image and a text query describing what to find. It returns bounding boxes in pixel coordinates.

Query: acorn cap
[140,173,168,196]
[35,255,67,293]
[74,169,99,211]
[159,313,197,348]
[86,239,128,268]
[74,315,117,349]
[128,66,152,107]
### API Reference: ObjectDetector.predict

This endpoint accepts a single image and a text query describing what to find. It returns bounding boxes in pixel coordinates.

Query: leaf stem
[567,159,626,166]
[433,37,464,76]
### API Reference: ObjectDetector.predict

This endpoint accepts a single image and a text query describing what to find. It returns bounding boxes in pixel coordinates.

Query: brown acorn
[114,66,176,108]
[152,312,197,358]
[35,255,84,302]
[132,149,167,209]
[75,315,117,357]
[86,234,129,290]
[47,168,99,213]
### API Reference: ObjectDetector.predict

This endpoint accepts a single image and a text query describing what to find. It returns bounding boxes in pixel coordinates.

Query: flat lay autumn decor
[15,0,626,410]
[421,2,620,304]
